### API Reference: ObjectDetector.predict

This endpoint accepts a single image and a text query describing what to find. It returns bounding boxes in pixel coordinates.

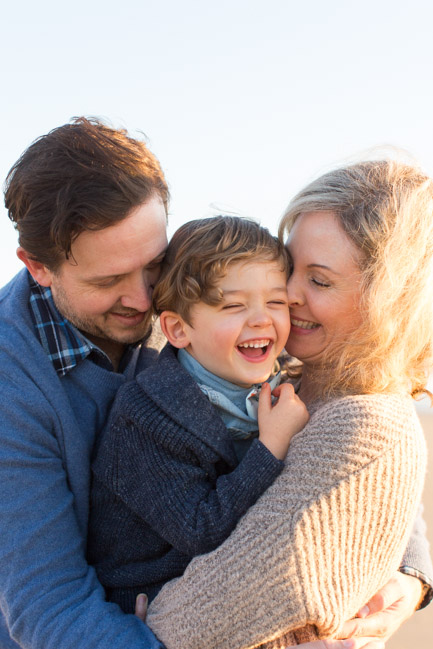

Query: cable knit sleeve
[146,393,426,649]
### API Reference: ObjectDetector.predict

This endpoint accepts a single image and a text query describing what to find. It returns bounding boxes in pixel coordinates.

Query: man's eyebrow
[86,272,121,282]
[86,254,167,282]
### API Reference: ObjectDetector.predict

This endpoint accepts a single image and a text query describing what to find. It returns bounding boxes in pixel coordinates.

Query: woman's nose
[286,276,304,307]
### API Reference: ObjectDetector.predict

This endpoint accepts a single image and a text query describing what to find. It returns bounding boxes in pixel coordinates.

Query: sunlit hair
[5,116,169,270]
[153,215,290,324]
[279,159,433,400]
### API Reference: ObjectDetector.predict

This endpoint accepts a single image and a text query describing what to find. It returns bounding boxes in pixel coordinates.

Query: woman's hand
[290,639,384,649]
[337,572,423,641]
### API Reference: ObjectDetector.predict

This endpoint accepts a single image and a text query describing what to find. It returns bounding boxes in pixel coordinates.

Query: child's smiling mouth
[237,339,272,359]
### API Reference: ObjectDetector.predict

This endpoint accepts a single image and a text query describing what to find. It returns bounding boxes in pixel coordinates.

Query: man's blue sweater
[0,270,163,649]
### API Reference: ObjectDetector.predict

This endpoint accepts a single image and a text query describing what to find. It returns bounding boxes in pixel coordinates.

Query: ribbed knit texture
[147,393,426,649]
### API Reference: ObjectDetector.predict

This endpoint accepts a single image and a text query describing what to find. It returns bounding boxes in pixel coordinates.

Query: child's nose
[247,307,272,327]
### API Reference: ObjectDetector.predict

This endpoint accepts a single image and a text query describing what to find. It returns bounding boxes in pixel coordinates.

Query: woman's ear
[159,311,191,349]
[16,247,54,287]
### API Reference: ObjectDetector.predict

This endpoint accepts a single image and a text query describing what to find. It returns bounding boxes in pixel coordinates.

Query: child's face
[183,260,291,387]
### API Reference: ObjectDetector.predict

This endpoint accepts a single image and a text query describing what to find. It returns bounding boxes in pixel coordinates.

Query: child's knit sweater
[147,392,426,649]
[88,343,284,611]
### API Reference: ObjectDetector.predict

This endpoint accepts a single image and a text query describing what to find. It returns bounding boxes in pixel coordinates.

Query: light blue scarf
[178,348,280,456]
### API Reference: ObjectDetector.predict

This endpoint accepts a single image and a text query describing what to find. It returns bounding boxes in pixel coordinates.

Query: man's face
[45,195,168,356]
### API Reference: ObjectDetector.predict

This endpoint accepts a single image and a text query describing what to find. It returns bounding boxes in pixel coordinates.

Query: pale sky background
[2,0,433,288]
[1,5,433,643]
[2,0,433,411]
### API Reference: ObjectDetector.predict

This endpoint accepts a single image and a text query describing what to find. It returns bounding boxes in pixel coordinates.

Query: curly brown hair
[153,216,290,324]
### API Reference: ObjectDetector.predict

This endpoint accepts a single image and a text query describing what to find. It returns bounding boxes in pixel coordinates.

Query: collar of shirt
[28,274,135,375]
[177,347,281,438]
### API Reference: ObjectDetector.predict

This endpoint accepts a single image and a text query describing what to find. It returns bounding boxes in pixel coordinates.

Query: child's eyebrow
[222,286,288,296]
[221,289,243,296]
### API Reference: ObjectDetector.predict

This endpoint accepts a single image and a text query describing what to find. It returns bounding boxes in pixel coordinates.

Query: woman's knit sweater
[146,392,426,649]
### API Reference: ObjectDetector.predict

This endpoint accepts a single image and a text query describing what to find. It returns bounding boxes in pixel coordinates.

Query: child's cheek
[212,321,240,349]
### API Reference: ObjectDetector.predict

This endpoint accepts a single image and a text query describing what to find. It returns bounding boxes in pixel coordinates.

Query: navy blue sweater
[88,344,284,612]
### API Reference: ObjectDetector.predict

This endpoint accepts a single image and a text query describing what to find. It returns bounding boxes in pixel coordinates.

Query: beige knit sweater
[147,393,426,649]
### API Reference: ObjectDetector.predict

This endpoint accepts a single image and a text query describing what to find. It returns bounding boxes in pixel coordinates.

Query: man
[0,118,168,649]
[0,117,431,649]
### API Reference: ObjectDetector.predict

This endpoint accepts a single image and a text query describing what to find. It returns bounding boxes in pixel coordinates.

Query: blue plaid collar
[28,275,113,375]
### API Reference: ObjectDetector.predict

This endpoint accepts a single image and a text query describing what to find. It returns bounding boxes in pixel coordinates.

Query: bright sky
[2,0,433,286]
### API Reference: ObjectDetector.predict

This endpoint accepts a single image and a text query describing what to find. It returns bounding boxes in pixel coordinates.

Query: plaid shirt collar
[28,275,114,375]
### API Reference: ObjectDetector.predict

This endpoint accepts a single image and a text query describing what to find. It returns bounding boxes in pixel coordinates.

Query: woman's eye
[311,278,330,288]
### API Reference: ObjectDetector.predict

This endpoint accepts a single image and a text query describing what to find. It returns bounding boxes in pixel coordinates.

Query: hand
[258,382,309,460]
[338,572,423,641]
[288,639,385,649]
[135,593,148,621]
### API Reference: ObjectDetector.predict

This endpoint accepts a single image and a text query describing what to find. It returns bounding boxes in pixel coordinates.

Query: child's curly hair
[153,215,289,325]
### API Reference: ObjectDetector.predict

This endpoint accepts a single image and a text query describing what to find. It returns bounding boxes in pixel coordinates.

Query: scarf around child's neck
[177,348,280,460]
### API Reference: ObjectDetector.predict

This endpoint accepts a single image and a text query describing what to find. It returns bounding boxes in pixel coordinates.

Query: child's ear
[16,247,54,287]
[159,311,191,348]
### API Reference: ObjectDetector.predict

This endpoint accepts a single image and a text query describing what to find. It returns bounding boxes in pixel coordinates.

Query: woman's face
[285,210,363,367]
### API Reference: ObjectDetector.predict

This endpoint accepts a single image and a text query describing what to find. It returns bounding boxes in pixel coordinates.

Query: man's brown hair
[5,116,169,270]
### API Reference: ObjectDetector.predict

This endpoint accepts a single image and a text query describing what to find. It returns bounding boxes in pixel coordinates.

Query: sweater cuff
[247,438,285,475]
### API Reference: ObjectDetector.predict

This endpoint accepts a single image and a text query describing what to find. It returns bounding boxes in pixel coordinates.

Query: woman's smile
[285,210,363,367]
[290,317,320,332]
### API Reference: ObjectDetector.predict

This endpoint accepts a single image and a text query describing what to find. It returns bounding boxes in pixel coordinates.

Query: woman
[145,160,433,649]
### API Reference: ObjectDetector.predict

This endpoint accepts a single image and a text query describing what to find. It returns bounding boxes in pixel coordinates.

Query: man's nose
[120,273,152,312]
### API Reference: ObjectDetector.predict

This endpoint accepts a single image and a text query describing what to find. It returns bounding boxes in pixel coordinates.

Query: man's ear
[159,311,191,349]
[16,247,54,287]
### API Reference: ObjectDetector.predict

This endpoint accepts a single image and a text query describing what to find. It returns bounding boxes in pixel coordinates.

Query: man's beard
[51,284,153,346]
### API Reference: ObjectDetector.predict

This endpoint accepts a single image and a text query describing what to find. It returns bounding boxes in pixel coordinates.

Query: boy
[88,216,308,613]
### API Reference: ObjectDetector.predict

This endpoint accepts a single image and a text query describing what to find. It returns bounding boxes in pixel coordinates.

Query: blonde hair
[153,216,289,324]
[279,160,433,399]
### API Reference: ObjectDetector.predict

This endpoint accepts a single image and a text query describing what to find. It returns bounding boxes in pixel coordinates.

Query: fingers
[341,572,422,644]
[258,381,272,416]
[134,593,148,621]
[349,641,385,649]
[288,638,384,649]
[326,639,385,649]
[356,572,421,618]
[271,382,295,399]
[357,575,400,617]
[339,614,389,640]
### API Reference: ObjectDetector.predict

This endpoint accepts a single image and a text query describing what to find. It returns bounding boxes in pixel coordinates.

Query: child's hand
[257,382,309,460]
